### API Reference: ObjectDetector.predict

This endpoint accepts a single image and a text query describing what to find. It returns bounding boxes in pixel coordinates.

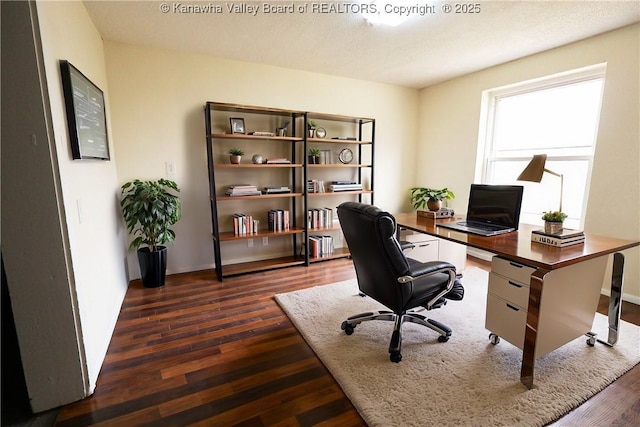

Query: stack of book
[265,158,291,164]
[329,181,362,192]
[268,209,290,232]
[262,186,291,194]
[232,214,259,236]
[307,180,325,193]
[308,208,334,229]
[531,228,585,247]
[225,184,261,196]
[308,235,335,258]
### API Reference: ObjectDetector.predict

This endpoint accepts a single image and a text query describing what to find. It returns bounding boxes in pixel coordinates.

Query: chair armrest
[407,260,456,278]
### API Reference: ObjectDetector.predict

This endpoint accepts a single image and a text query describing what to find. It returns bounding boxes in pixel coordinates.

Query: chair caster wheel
[438,335,450,343]
[489,333,500,345]
[586,333,596,347]
[390,352,402,363]
[341,321,355,335]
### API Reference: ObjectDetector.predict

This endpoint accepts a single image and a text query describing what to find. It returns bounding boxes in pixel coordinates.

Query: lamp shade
[517,154,547,183]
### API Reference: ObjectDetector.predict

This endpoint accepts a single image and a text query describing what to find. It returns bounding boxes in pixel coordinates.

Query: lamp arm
[544,168,564,212]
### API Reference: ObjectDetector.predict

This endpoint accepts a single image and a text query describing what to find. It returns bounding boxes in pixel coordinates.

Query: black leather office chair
[337,202,464,362]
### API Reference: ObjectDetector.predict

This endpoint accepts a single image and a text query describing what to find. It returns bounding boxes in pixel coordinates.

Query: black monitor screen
[466,184,524,229]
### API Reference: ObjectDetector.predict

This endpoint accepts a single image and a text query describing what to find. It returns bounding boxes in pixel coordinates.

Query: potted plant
[228,148,244,164]
[307,120,317,138]
[308,147,321,164]
[542,211,567,234]
[409,187,455,212]
[120,179,182,288]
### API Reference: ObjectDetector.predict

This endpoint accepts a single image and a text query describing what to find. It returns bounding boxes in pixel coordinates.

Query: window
[476,64,606,230]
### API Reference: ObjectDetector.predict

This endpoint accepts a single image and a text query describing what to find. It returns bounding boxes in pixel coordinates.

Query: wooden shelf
[215,163,303,168]
[206,101,305,117]
[307,137,372,144]
[220,256,306,277]
[218,228,305,241]
[211,133,303,142]
[308,247,351,263]
[307,225,342,233]
[217,193,303,201]
[308,190,373,197]
[307,164,371,168]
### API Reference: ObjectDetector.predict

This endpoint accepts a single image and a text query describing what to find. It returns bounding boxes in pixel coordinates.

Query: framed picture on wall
[59,60,110,160]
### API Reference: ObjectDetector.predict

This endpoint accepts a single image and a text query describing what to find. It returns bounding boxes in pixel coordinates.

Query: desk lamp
[517,154,564,212]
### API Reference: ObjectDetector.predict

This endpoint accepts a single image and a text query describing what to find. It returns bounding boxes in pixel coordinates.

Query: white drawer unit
[401,231,466,273]
[403,233,439,263]
[485,258,532,350]
[486,255,609,359]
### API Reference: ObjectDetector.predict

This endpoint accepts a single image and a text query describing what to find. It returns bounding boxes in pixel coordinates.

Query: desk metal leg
[597,252,625,347]
[520,268,549,389]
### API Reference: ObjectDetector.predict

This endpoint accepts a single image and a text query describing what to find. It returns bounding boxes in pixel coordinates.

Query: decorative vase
[308,155,319,164]
[427,199,442,212]
[544,221,563,234]
[137,246,167,288]
[252,154,264,164]
[308,129,315,138]
[230,155,241,164]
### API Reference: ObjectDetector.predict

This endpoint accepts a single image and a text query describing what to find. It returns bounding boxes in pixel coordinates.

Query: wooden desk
[394,213,639,389]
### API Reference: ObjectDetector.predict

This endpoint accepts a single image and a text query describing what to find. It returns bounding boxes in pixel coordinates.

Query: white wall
[36,0,129,393]
[416,24,640,301]
[104,41,419,276]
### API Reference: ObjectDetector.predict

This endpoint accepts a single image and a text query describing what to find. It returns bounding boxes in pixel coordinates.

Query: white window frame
[475,63,607,229]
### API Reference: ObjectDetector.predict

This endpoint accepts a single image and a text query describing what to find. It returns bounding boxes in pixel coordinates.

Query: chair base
[340,309,452,363]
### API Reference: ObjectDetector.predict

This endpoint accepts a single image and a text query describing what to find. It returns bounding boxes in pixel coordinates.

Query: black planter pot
[137,246,167,288]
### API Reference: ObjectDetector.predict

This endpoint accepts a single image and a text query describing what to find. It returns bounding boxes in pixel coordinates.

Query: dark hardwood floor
[53,257,639,426]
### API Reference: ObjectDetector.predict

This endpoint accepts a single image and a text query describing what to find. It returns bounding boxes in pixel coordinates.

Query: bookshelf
[204,102,374,280]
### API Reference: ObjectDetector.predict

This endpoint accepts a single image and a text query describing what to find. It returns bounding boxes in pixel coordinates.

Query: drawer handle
[418,243,431,248]
[509,262,524,269]
[506,303,520,312]
[508,281,523,288]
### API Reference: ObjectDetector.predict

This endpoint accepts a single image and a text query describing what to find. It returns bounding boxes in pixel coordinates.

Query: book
[531,228,585,239]
[331,136,357,140]
[531,232,585,247]
[248,131,275,137]
[265,158,291,164]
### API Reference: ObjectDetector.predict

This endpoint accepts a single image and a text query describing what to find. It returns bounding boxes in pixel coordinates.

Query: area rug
[275,267,640,427]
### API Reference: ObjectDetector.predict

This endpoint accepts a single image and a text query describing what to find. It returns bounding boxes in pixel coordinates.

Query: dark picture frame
[229,117,245,134]
[59,60,110,160]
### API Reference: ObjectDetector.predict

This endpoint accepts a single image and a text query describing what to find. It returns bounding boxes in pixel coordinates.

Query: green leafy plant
[308,147,321,157]
[542,211,567,222]
[228,148,244,156]
[307,120,317,129]
[409,187,455,210]
[120,179,182,252]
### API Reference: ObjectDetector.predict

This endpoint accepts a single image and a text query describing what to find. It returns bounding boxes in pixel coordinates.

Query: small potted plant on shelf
[228,148,244,164]
[409,187,455,212]
[308,147,321,164]
[120,179,182,288]
[307,120,317,138]
[542,211,567,234]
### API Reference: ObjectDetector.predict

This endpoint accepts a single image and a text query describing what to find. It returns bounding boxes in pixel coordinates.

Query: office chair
[337,202,464,363]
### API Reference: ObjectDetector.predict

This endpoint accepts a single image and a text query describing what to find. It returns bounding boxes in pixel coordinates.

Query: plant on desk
[410,187,455,212]
[542,211,568,234]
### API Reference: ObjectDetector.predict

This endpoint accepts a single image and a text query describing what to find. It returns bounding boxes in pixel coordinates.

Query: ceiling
[83,1,640,89]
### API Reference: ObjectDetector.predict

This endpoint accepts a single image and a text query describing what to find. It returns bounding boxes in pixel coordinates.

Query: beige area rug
[275,267,640,427]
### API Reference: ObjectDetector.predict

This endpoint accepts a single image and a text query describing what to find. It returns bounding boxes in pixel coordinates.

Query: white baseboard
[600,287,640,305]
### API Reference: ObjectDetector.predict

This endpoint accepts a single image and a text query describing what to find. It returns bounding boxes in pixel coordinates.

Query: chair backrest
[337,202,413,312]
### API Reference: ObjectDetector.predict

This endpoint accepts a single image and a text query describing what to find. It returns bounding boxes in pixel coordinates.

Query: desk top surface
[394,212,639,271]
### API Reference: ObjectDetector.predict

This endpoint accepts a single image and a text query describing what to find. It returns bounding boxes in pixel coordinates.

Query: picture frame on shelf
[230,117,246,134]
